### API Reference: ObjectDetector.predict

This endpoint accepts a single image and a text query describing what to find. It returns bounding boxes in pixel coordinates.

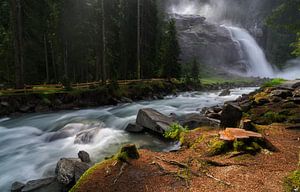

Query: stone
[239,100,253,112]
[293,88,300,98]
[55,158,81,185]
[219,128,263,141]
[78,151,91,163]
[270,89,293,99]
[219,89,231,96]
[269,96,282,103]
[21,177,57,192]
[125,123,145,133]
[136,108,174,134]
[74,162,90,182]
[120,97,133,103]
[206,112,221,120]
[0,101,9,107]
[280,80,300,89]
[179,113,220,129]
[220,103,242,128]
[74,127,100,144]
[11,181,25,192]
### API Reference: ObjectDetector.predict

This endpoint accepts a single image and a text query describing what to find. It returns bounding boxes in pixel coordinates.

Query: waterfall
[225,26,275,78]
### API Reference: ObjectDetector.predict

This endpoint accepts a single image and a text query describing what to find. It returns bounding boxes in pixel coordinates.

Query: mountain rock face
[171,14,246,74]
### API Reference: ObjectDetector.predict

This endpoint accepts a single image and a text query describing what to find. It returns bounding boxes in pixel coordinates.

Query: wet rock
[206,112,221,120]
[21,177,60,192]
[270,89,292,99]
[269,96,282,103]
[55,158,81,185]
[239,100,253,112]
[74,162,90,182]
[74,127,101,144]
[19,105,33,113]
[136,108,174,134]
[280,80,300,89]
[34,105,49,113]
[120,97,133,103]
[11,181,25,192]
[179,113,220,129]
[219,128,263,141]
[220,103,242,128]
[78,151,91,163]
[219,89,231,96]
[125,123,145,133]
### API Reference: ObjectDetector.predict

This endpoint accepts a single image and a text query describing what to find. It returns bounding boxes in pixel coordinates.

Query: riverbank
[70,80,300,192]
[0,77,265,117]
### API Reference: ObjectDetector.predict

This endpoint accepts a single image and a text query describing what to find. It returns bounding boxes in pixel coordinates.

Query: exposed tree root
[113,162,127,184]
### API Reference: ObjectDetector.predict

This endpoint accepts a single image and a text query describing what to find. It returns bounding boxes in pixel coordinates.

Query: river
[0,87,257,191]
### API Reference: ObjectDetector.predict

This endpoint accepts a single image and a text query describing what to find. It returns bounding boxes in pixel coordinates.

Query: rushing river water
[0,87,257,191]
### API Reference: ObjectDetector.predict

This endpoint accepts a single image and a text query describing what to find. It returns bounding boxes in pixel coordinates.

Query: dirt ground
[73,124,300,192]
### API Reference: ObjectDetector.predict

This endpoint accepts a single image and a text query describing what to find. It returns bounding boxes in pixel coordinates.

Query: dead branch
[113,162,127,184]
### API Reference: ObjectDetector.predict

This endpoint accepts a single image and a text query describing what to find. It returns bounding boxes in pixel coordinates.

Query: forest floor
[71,124,300,192]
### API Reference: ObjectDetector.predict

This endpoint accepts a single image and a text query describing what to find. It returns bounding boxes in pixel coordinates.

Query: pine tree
[161,19,181,79]
[191,58,200,82]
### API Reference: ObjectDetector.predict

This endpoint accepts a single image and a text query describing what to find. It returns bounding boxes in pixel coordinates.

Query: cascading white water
[225,26,275,78]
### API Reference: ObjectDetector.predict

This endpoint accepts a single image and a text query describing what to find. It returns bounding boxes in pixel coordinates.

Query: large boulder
[74,162,90,182]
[178,113,220,129]
[220,103,243,128]
[219,89,231,96]
[55,158,81,185]
[11,181,25,192]
[136,108,174,134]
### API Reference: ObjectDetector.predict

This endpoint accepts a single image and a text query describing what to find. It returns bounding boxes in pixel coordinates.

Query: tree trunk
[50,41,57,82]
[11,0,24,88]
[44,34,49,83]
[101,0,106,84]
[137,0,141,79]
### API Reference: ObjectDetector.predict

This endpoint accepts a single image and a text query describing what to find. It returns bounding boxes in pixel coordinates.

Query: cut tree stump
[219,128,263,141]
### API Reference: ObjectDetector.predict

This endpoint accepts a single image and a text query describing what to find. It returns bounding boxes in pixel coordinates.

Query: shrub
[164,123,188,140]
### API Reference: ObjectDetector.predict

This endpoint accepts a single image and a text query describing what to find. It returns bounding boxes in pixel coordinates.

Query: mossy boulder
[115,144,140,162]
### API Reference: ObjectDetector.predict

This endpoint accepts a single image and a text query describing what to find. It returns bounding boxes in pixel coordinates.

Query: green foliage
[292,32,300,56]
[284,170,300,192]
[164,123,188,141]
[208,138,228,156]
[263,111,287,123]
[262,78,286,88]
[160,19,181,79]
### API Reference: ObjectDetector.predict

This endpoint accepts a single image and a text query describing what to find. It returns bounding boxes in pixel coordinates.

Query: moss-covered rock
[284,170,300,192]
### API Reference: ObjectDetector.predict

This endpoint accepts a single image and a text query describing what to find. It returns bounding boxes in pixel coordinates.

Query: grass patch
[164,123,188,141]
[284,170,300,192]
[262,78,286,88]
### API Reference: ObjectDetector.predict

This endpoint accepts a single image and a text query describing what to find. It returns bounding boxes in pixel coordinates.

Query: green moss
[164,123,188,141]
[263,111,287,123]
[70,159,114,192]
[191,135,206,149]
[262,78,287,88]
[284,170,300,192]
[233,140,245,152]
[207,139,229,156]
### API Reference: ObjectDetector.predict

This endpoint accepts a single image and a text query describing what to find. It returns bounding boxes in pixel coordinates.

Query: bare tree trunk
[44,34,49,83]
[64,41,68,78]
[11,0,24,88]
[50,41,57,82]
[137,0,141,79]
[101,0,106,84]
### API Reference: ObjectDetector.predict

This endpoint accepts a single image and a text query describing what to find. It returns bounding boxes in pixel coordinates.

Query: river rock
[125,123,145,133]
[280,80,300,89]
[178,113,220,129]
[55,158,81,185]
[239,119,255,131]
[220,103,242,128]
[120,144,140,159]
[74,162,90,182]
[293,88,300,98]
[136,108,174,134]
[219,89,231,96]
[74,127,101,144]
[11,181,25,192]
[21,177,61,192]
[78,151,91,163]
[270,89,292,99]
